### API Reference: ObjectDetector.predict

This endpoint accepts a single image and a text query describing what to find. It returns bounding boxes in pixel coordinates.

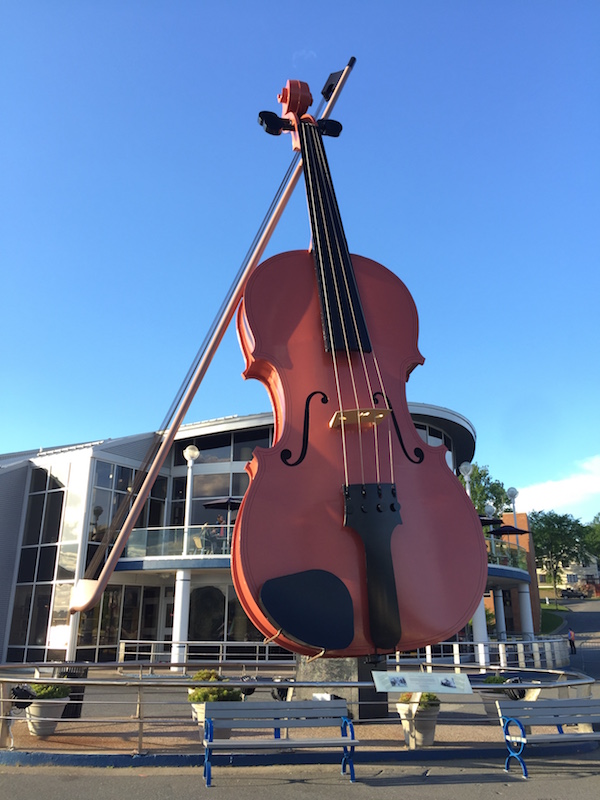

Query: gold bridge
[329,408,391,428]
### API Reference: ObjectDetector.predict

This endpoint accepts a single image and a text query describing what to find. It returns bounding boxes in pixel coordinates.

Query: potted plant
[396,692,440,748]
[25,683,71,736]
[479,674,540,718]
[188,669,242,737]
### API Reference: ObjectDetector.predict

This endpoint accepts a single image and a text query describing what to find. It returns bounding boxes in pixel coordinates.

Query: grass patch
[540,607,565,634]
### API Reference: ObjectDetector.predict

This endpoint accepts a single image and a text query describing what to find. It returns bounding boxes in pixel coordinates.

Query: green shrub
[483,674,507,684]
[399,692,440,708]
[188,669,241,703]
[30,683,71,700]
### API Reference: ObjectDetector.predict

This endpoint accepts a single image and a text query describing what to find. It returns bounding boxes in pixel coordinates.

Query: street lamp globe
[183,445,200,463]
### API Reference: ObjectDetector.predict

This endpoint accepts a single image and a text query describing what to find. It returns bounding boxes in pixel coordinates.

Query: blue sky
[2,1,599,523]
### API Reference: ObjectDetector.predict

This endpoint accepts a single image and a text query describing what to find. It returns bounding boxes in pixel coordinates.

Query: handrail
[1,660,594,755]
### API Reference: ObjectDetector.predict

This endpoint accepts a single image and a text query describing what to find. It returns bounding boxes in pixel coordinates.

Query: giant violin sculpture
[231,80,487,658]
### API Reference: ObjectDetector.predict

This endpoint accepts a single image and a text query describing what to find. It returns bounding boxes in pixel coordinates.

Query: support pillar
[471,598,490,667]
[518,582,535,640]
[493,588,507,641]
[171,569,191,671]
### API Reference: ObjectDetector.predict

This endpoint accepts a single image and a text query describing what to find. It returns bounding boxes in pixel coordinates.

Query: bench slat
[204,737,359,750]
[210,717,347,729]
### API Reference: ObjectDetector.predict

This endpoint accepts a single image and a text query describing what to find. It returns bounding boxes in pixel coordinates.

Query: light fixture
[183,445,200,463]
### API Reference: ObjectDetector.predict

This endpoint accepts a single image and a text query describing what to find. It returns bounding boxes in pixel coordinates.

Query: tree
[458,463,511,517]
[529,510,587,598]
[583,513,600,560]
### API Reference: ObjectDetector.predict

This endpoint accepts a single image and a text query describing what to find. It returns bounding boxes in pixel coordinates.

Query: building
[0,404,537,664]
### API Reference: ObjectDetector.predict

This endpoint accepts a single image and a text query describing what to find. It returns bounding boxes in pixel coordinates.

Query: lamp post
[507,487,519,548]
[485,503,496,557]
[171,444,199,671]
[459,462,473,498]
[183,445,200,551]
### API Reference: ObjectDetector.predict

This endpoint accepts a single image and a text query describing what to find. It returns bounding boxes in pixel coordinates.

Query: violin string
[308,124,368,486]
[309,123,391,486]
[300,122,350,487]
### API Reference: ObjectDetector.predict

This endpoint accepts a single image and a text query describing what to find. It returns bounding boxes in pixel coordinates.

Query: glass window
[78,605,100,647]
[121,587,141,640]
[170,501,185,527]
[414,424,427,443]
[50,583,72,628]
[233,428,270,461]
[189,586,225,640]
[23,494,44,546]
[152,476,167,499]
[192,473,229,498]
[36,546,57,582]
[95,461,114,489]
[115,466,133,493]
[56,544,78,580]
[148,497,165,527]
[232,472,249,496]
[99,586,122,646]
[428,427,443,444]
[171,476,186,501]
[28,585,52,646]
[41,491,64,543]
[8,586,32,645]
[89,489,111,540]
[30,467,48,493]
[17,548,37,583]
[174,434,231,466]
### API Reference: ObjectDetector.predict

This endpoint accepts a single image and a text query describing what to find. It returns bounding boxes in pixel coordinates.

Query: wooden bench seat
[494,697,600,778]
[200,699,358,786]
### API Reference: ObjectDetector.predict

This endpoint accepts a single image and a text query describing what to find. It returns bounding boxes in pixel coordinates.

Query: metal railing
[122,524,233,559]
[120,529,529,568]
[484,535,528,570]
[118,639,293,664]
[116,635,570,671]
[1,661,594,756]
[393,635,571,670]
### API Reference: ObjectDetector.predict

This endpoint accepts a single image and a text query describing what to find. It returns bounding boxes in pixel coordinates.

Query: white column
[518,582,535,640]
[171,569,191,671]
[493,588,507,641]
[471,598,490,667]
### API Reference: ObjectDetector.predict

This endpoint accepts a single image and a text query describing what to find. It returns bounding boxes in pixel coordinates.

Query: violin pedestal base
[294,655,388,720]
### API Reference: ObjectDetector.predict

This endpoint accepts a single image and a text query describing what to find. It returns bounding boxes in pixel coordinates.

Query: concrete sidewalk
[1,754,600,800]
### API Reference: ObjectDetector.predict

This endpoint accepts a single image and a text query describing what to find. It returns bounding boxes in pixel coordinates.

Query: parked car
[560,588,586,599]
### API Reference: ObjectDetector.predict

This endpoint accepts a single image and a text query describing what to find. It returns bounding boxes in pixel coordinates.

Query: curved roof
[407,402,476,468]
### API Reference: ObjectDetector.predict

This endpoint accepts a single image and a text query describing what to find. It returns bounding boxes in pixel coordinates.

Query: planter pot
[191,703,231,739]
[25,699,69,736]
[396,703,439,749]
[480,684,541,720]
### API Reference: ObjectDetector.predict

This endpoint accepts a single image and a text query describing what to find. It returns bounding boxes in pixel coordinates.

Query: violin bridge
[329,408,391,428]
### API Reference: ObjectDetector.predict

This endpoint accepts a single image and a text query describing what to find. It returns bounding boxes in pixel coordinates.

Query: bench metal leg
[203,746,212,787]
[504,751,528,779]
[501,716,528,779]
[341,748,356,782]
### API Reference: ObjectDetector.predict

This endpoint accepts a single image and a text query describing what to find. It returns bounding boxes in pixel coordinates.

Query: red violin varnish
[231,80,487,658]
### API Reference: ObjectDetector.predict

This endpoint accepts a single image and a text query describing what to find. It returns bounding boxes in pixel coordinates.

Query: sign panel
[372,671,472,695]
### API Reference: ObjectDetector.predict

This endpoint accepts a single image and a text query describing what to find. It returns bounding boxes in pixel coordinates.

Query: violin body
[232,248,488,657]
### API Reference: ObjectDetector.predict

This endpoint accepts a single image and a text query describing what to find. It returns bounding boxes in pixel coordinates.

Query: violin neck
[299,121,372,354]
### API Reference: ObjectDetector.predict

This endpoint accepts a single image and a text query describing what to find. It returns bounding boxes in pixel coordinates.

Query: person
[568,628,576,654]
[212,515,226,553]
